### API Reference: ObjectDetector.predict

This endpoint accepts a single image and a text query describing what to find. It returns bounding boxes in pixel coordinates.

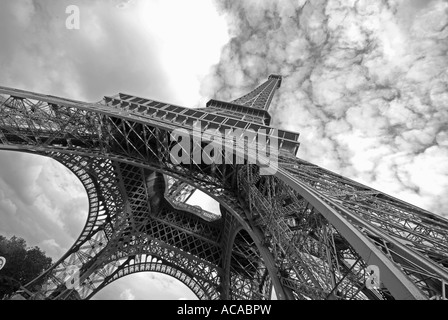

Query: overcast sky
[0,0,447,300]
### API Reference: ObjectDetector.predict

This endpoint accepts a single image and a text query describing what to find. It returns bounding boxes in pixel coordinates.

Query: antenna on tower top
[268,74,282,88]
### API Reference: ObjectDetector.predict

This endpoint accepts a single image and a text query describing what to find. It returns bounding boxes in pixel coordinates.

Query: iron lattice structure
[0,75,448,300]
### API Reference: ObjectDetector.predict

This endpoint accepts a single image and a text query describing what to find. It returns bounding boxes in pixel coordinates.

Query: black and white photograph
[0,0,447,306]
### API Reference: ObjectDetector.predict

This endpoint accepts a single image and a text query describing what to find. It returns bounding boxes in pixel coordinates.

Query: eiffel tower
[1,75,447,300]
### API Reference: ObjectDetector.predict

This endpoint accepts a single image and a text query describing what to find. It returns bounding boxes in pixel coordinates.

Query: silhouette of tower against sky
[0,75,448,300]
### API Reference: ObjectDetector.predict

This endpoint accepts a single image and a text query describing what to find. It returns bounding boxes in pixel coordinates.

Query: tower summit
[205,74,282,126]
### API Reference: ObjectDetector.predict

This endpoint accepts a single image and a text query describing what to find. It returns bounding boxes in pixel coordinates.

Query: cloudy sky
[0,0,447,300]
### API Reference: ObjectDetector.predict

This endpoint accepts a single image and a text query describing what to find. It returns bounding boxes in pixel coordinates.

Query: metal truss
[0,75,447,300]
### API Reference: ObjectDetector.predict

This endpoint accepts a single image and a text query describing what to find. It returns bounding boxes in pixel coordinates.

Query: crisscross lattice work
[1,76,448,300]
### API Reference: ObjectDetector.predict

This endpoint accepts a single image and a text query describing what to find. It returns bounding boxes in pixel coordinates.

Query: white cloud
[100,0,230,107]
[0,152,87,261]
[119,288,135,300]
[93,272,199,300]
[39,239,64,260]
[9,0,36,27]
